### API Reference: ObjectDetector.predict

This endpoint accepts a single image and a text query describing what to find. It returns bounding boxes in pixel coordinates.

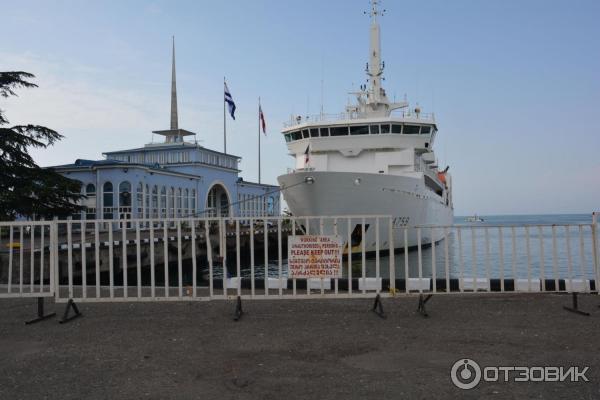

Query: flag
[259,103,266,135]
[304,144,310,165]
[224,82,236,120]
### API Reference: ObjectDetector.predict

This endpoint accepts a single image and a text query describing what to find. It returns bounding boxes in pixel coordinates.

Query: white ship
[465,215,484,223]
[277,0,454,251]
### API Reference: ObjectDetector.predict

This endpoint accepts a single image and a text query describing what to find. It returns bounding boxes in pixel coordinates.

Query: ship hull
[277,171,454,252]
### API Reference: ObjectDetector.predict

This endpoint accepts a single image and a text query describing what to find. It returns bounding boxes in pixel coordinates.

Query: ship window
[284,134,291,143]
[319,127,329,136]
[381,124,391,134]
[421,126,431,134]
[302,129,309,138]
[404,125,420,134]
[330,126,349,136]
[350,125,369,135]
[309,128,319,137]
[370,125,380,134]
[291,131,302,141]
[392,124,402,134]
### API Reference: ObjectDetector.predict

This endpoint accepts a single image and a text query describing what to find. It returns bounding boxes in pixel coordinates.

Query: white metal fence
[0,220,56,298]
[1,214,599,304]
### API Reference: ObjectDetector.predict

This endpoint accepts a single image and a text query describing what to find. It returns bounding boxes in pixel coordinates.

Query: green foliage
[0,71,83,220]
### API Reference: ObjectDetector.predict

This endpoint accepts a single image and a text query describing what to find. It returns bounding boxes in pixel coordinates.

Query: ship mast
[349,1,407,117]
[367,0,385,107]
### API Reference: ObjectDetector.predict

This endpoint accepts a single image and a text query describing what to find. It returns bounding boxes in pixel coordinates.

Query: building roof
[236,178,279,189]
[51,159,126,168]
[152,128,196,137]
[103,142,241,159]
[50,159,202,180]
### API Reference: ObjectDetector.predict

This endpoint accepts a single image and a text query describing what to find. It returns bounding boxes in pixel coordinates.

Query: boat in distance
[277,0,454,251]
[465,215,485,223]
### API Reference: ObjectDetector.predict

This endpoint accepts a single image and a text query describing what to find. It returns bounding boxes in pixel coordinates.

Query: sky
[1,0,599,216]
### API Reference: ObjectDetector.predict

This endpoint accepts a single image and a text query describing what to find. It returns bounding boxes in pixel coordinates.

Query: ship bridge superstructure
[280,1,449,202]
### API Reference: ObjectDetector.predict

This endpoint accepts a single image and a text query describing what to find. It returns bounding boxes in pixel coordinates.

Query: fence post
[51,218,58,300]
[593,212,599,295]
[388,217,395,294]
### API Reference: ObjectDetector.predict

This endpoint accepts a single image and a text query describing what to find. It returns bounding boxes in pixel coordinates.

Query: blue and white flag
[224,81,236,120]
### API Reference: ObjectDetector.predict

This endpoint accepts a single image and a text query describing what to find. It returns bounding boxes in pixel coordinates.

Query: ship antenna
[363,0,388,110]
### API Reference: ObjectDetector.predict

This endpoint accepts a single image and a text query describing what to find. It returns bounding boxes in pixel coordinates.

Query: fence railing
[0,220,56,298]
[1,215,599,304]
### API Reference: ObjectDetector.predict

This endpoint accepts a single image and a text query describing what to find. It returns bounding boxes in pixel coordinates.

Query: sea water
[233,214,598,280]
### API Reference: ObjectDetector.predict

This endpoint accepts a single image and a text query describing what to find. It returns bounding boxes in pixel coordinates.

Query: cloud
[2,52,162,131]
[1,52,170,165]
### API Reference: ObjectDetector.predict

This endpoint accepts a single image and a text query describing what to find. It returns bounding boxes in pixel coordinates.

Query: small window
[291,131,302,140]
[370,125,380,134]
[392,124,402,134]
[421,126,431,134]
[319,127,329,136]
[404,125,420,134]
[309,128,319,137]
[330,126,349,136]
[350,125,369,135]
[380,124,391,134]
[301,129,309,138]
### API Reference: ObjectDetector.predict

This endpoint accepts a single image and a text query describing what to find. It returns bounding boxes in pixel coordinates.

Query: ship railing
[283,110,435,128]
[0,214,598,321]
[283,113,349,128]
[390,110,435,121]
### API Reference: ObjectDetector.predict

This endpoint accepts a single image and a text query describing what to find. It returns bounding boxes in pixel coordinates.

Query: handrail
[283,111,435,128]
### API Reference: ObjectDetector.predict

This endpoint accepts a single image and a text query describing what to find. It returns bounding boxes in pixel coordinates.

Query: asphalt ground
[1,293,599,399]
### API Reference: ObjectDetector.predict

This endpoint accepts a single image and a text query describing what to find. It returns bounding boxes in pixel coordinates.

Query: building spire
[170,36,179,130]
[153,36,195,144]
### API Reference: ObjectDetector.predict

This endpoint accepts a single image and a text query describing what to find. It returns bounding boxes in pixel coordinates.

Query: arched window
[152,185,158,218]
[119,181,131,208]
[136,182,143,219]
[145,184,150,219]
[103,182,113,219]
[176,188,182,217]
[85,184,96,220]
[207,188,216,217]
[118,181,132,219]
[183,189,189,216]
[191,189,196,215]
[160,187,167,218]
[168,187,174,218]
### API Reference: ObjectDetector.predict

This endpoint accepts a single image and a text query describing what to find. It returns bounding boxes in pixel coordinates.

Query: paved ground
[0,294,599,399]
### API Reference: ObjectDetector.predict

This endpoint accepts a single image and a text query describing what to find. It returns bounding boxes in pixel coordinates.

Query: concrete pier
[0,294,598,399]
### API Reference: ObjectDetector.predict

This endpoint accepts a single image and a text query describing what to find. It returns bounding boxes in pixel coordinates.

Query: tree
[0,71,83,220]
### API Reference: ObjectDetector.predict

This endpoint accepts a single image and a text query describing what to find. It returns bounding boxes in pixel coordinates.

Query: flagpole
[258,97,261,184]
[223,77,227,154]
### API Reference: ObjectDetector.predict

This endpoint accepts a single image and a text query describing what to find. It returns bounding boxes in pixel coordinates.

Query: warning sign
[288,235,343,278]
